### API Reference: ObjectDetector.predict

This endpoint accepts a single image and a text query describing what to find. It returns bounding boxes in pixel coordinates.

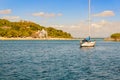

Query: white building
[37,29,48,38]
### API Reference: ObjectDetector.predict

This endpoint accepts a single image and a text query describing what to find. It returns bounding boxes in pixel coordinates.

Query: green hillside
[0,19,72,38]
[111,33,120,40]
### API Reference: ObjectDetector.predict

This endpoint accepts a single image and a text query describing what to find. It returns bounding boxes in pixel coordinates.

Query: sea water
[0,40,120,80]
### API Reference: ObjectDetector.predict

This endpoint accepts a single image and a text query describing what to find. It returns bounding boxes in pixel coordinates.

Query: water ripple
[0,40,120,80]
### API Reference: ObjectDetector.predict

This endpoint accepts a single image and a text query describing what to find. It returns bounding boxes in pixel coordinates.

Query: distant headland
[104,33,120,41]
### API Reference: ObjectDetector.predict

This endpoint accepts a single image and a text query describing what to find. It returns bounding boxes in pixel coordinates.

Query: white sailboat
[80,0,96,47]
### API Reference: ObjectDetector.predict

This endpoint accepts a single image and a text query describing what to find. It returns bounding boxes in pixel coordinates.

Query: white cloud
[32,12,44,16]
[51,20,120,38]
[93,11,115,17]
[51,23,89,38]
[57,13,62,16]
[92,21,120,38]
[92,23,101,28]
[2,16,20,20]
[51,24,65,28]
[92,20,109,28]
[0,9,11,14]
[32,12,62,18]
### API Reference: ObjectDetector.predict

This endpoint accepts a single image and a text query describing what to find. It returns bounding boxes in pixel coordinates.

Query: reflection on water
[0,40,120,80]
[80,46,94,50]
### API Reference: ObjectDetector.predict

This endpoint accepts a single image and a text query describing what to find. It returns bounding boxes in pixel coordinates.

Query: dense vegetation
[111,33,120,40]
[0,19,72,38]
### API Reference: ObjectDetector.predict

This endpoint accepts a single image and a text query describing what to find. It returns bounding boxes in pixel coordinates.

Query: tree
[111,33,120,40]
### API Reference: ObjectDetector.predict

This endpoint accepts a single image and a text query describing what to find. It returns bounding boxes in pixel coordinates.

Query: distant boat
[80,0,96,47]
[80,36,96,47]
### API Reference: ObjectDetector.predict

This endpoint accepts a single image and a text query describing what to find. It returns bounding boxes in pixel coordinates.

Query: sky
[0,0,120,38]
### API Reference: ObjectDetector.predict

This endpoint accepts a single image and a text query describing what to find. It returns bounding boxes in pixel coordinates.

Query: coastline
[0,37,104,41]
[104,38,120,41]
[0,37,75,40]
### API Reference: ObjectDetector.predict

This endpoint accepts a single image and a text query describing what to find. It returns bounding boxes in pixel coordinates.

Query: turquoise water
[0,40,120,80]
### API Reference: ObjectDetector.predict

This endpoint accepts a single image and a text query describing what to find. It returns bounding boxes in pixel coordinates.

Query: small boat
[80,37,96,47]
[80,0,96,47]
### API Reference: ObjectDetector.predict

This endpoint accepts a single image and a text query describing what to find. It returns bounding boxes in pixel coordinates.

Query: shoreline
[104,38,120,41]
[0,37,76,40]
[0,37,105,41]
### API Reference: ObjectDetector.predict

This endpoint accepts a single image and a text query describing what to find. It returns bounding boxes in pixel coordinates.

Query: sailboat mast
[88,0,91,37]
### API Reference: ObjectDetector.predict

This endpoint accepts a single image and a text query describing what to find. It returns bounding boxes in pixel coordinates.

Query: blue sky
[0,0,120,38]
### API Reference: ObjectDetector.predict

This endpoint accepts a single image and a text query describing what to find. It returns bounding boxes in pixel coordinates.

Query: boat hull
[80,41,96,47]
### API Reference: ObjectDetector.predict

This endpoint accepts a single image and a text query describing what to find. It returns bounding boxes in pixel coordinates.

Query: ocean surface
[0,40,120,80]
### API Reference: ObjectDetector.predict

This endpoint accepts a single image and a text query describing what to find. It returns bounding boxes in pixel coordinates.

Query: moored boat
[80,0,96,47]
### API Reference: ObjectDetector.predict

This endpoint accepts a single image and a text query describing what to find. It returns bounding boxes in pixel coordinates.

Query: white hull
[80,41,96,47]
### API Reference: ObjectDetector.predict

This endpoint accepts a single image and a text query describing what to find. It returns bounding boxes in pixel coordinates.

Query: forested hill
[111,33,120,39]
[0,19,72,38]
